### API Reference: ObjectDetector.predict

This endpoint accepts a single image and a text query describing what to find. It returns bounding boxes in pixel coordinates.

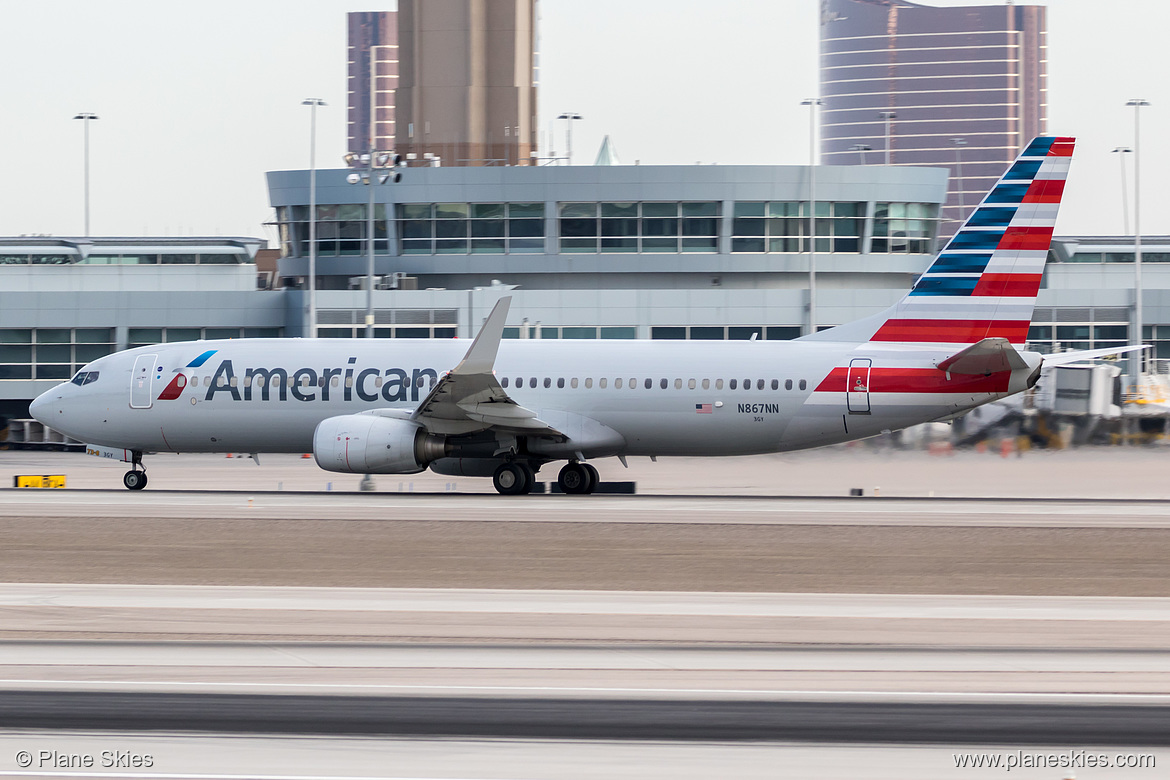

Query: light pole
[557,112,582,165]
[302,98,326,338]
[878,111,896,165]
[345,153,402,338]
[1127,98,1150,381]
[801,98,822,335]
[73,113,99,235]
[849,143,872,165]
[950,137,968,225]
[1112,146,1133,235]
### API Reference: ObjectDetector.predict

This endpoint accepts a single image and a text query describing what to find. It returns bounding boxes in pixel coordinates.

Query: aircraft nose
[29,390,60,424]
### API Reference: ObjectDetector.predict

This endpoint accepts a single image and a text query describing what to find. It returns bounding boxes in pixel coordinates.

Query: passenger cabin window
[771,379,778,390]
[645,378,653,389]
[702,379,710,390]
[543,378,551,388]
[799,379,807,390]
[785,379,793,390]
[716,379,724,390]
[529,377,537,388]
[502,377,509,388]
[730,379,737,389]
[757,379,765,390]
[557,378,565,388]
[585,378,593,388]
[660,378,668,389]
[616,378,623,389]
[571,378,579,388]
[688,379,696,389]
[599,378,607,388]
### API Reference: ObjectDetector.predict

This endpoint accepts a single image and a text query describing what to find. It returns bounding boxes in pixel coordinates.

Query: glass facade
[396,203,544,255]
[559,202,719,254]
[820,0,1046,238]
[0,328,117,380]
[278,205,389,258]
[731,201,867,253]
[276,200,940,259]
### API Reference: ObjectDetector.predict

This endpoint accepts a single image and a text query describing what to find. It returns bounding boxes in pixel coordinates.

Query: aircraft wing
[409,297,565,437]
[1042,344,1150,366]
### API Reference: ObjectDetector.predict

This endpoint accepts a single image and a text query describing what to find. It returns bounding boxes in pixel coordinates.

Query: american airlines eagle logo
[156,349,218,401]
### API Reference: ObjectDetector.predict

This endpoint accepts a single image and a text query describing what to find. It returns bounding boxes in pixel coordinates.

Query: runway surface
[4,451,1170,776]
[5,446,1170,499]
[3,500,1170,593]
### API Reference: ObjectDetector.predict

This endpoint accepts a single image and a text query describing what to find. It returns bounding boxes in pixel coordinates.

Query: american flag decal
[695,403,713,414]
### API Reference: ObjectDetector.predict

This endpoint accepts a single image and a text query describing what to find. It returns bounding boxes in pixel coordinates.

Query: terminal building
[4,162,1170,433]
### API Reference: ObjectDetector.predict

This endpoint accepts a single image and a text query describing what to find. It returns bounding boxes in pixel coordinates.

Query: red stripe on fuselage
[815,367,1011,394]
[997,226,1054,251]
[1021,178,1065,203]
[971,273,1043,297]
[871,319,1030,344]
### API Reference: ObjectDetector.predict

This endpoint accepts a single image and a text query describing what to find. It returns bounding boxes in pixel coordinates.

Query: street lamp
[1111,146,1133,235]
[345,151,402,338]
[557,112,582,165]
[73,113,99,235]
[1127,98,1151,381]
[950,137,968,224]
[801,98,823,335]
[849,143,872,165]
[302,98,326,338]
[878,111,896,165]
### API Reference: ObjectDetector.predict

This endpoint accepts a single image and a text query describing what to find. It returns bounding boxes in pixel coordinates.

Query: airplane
[30,135,1124,494]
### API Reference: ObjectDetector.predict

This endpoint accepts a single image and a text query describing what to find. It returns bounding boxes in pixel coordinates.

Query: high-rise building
[395,0,537,166]
[347,12,399,156]
[820,0,1046,236]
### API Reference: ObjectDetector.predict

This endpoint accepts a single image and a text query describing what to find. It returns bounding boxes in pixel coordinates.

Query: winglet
[453,297,511,376]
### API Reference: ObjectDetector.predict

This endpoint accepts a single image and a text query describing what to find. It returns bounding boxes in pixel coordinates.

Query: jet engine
[313,415,448,474]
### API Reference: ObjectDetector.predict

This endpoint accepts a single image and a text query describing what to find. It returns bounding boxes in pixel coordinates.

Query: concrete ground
[3,444,1170,498]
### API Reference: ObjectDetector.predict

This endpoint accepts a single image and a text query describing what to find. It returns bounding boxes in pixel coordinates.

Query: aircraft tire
[582,463,599,494]
[123,470,148,491]
[558,463,590,494]
[493,463,528,495]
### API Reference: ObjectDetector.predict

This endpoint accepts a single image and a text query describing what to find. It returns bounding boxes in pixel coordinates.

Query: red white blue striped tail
[807,136,1073,346]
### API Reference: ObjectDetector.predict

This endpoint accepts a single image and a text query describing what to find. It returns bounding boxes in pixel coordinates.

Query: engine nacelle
[313,415,448,474]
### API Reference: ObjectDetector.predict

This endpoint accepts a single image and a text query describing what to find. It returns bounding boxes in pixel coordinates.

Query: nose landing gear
[123,451,148,491]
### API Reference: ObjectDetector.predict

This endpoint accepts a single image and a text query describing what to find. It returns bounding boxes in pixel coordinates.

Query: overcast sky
[1,0,1168,244]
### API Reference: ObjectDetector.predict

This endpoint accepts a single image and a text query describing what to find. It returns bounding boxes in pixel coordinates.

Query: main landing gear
[491,460,599,496]
[557,462,598,495]
[493,461,535,495]
[123,451,147,491]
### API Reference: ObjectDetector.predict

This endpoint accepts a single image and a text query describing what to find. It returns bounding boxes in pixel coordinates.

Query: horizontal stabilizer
[936,337,1029,375]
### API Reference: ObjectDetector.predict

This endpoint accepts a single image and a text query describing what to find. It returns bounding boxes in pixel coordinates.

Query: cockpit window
[70,371,99,386]
[83,372,99,385]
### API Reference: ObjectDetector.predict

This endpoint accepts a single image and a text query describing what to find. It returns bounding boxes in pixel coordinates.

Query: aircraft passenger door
[130,354,158,409]
[846,358,872,415]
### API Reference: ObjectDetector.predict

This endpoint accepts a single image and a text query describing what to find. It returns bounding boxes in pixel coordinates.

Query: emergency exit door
[846,358,872,414]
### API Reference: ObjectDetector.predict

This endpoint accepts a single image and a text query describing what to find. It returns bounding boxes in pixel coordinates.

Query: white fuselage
[31,337,1038,459]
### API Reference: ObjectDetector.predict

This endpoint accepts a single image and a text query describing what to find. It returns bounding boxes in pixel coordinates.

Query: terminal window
[559,202,719,254]
[279,205,389,258]
[0,328,115,381]
[396,203,544,256]
[731,201,863,254]
[871,203,938,254]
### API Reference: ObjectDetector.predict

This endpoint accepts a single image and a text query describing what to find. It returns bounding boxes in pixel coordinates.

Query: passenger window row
[499,376,808,391]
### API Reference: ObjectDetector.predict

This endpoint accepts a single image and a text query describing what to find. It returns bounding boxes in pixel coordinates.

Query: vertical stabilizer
[804,136,1074,345]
